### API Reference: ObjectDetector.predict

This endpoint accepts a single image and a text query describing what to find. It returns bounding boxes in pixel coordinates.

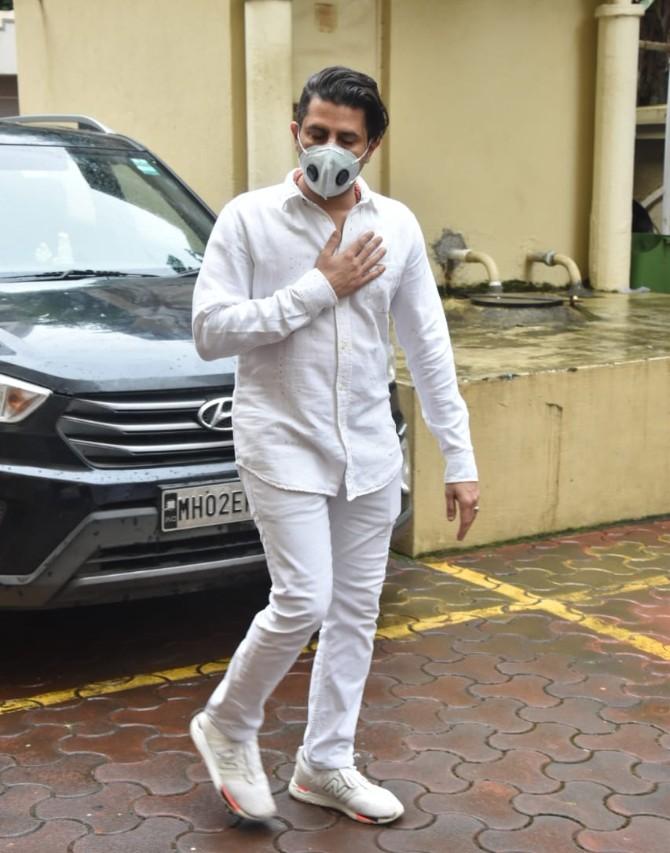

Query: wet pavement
[395,291,670,384]
[1,517,670,852]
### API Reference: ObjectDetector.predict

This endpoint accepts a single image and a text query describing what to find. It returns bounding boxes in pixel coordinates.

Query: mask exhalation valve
[297,134,369,199]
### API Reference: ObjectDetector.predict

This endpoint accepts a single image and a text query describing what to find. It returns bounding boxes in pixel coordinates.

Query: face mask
[297,135,369,199]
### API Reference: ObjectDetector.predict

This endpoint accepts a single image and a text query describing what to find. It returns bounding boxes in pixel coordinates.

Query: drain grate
[469,294,564,308]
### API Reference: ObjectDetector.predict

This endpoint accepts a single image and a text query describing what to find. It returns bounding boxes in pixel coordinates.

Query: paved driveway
[1,519,669,852]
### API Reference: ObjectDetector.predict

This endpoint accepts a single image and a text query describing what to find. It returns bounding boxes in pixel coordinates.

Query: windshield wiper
[0,269,160,282]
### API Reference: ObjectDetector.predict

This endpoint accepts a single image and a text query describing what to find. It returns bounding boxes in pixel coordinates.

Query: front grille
[80,525,262,576]
[58,388,235,468]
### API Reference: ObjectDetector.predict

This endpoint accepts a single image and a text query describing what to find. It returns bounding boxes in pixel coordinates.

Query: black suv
[0,116,410,608]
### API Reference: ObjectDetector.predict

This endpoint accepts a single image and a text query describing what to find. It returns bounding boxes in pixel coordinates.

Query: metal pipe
[526,250,590,299]
[639,39,670,53]
[527,250,582,287]
[446,248,502,291]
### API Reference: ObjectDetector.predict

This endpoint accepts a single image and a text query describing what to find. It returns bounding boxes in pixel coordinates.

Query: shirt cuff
[293,269,338,318]
[444,449,478,484]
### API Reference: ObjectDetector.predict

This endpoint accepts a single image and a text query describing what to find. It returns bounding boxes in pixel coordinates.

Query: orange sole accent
[355,813,379,824]
[220,785,243,815]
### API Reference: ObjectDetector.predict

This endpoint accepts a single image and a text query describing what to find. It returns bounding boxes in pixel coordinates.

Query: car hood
[0,276,235,394]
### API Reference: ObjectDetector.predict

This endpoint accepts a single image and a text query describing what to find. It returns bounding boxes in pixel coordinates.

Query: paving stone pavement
[1,518,670,852]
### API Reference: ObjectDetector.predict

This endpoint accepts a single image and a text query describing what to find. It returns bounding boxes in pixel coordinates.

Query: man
[191,66,479,825]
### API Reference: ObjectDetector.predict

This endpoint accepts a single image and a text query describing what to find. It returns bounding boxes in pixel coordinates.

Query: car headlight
[0,375,51,423]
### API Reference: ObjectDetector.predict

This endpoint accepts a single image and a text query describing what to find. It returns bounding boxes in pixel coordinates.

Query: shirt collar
[280,169,374,211]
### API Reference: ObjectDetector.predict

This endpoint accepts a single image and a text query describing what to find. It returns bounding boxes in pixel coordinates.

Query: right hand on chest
[315,230,386,298]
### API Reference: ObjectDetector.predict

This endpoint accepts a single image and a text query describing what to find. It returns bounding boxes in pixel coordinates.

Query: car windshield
[0,144,214,280]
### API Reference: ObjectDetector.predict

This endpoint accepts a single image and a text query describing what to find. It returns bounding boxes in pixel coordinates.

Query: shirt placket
[334,290,354,495]
[300,195,352,491]
[336,206,360,497]
[299,193,365,497]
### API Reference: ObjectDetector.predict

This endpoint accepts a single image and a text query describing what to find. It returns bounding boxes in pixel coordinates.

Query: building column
[589,1,644,290]
[245,0,294,190]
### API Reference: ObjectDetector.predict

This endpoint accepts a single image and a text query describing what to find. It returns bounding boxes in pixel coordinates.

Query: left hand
[446,481,480,541]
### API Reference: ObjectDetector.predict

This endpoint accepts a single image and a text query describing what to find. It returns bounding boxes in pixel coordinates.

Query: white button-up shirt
[192,172,477,499]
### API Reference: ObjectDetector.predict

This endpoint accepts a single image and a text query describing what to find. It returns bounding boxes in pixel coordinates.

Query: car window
[112,161,206,252]
[0,144,214,279]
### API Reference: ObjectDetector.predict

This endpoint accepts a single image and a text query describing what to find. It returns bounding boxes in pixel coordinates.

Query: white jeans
[205,466,402,770]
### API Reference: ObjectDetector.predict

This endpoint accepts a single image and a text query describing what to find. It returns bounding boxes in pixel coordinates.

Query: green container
[630,233,670,293]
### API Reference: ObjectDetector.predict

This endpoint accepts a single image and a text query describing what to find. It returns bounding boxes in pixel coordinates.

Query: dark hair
[296,66,389,142]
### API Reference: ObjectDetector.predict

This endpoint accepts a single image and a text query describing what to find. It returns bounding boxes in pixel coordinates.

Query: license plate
[161,480,252,532]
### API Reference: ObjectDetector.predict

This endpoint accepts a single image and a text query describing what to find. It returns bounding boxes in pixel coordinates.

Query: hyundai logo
[197,397,233,432]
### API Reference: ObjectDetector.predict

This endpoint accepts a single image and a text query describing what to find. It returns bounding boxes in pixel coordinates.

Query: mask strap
[354,143,370,164]
[297,132,315,157]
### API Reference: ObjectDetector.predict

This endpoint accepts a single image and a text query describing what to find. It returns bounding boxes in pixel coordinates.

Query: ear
[362,137,381,164]
[290,121,300,150]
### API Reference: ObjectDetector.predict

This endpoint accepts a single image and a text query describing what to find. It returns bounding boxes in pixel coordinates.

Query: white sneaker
[189,711,276,821]
[288,746,404,824]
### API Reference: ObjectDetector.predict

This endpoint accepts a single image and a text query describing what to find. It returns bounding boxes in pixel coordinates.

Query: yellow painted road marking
[560,573,670,602]
[0,603,514,715]
[376,604,509,640]
[0,660,230,716]
[197,658,232,676]
[425,563,670,607]
[2,562,669,715]
[425,560,670,661]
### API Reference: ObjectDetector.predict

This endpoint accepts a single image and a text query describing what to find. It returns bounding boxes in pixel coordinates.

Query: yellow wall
[394,357,670,557]
[386,0,599,287]
[14,0,247,212]
[14,0,601,268]
[292,0,383,191]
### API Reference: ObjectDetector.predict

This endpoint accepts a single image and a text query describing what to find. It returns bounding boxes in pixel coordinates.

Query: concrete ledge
[394,356,670,556]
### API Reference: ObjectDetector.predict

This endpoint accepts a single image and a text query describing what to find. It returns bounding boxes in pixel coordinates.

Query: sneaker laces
[337,765,374,790]
[216,745,245,774]
[208,724,264,783]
